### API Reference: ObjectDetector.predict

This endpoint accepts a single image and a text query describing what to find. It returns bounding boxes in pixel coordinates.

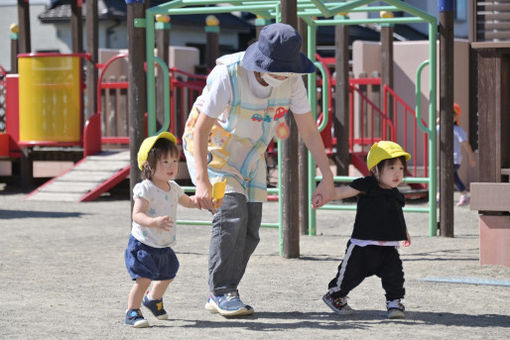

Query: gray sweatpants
[209,192,262,296]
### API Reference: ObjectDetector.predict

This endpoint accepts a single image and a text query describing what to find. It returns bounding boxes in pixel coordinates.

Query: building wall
[0,2,241,72]
[367,1,469,39]
[404,0,469,39]
[0,1,69,71]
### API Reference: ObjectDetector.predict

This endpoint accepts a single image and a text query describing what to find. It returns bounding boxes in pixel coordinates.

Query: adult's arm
[192,113,217,212]
[293,111,335,207]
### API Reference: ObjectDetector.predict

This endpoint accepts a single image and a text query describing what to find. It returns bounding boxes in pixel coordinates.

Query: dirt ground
[1,183,509,339]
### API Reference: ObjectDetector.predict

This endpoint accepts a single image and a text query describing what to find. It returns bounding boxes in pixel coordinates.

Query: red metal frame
[314,54,427,187]
[383,84,429,180]
[169,67,206,139]
[80,165,130,202]
[84,54,130,157]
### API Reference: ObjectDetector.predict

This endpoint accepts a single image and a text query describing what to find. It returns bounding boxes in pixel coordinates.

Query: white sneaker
[456,194,470,207]
[386,299,405,319]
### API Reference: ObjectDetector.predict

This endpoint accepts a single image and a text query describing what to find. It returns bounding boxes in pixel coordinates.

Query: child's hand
[153,216,175,231]
[402,231,411,247]
[189,195,200,208]
[311,194,323,209]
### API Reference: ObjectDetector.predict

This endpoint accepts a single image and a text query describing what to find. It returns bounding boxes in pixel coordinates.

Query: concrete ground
[1,182,509,339]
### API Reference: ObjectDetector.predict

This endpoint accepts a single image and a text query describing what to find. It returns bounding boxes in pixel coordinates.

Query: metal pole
[71,0,83,53]
[86,0,98,120]
[127,0,148,209]
[381,21,394,123]
[298,17,309,236]
[334,15,350,176]
[439,0,454,237]
[17,0,30,54]
[280,0,299,258]
[205,20,220,71]
[156,17,170,130]
[10,27,18,74]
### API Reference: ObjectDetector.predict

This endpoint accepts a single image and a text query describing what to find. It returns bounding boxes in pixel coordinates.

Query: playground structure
[139,0,438,242]
[5,0,484,258]
[0,1,439,251]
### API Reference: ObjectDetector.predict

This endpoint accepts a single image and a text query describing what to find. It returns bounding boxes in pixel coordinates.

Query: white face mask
[261,73,288,88]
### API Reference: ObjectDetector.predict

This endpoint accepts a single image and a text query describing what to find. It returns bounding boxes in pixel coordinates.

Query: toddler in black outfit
[314,141,412,319]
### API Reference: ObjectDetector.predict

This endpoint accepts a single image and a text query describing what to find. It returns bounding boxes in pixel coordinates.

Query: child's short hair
[141,138,179,180]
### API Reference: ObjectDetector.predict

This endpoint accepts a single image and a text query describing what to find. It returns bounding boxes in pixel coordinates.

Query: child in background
[124,132,201,327]
[452,103,476,206]
[314,141,412,319]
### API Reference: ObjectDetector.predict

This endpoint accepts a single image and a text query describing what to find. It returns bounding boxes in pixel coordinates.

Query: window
[455,0,467,22]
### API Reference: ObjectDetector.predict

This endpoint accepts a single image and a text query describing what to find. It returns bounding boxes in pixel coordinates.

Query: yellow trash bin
[18,53,82,145]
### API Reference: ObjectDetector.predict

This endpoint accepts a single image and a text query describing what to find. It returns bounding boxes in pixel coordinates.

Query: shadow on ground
[162,310,510,331]
[0,209,84,219]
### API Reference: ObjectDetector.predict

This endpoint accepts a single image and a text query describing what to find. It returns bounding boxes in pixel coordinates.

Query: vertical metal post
[71,0,83,53]
[156,17,171,130]
[17,0,30,191]
[381,22,394,122]
[334,15,350,176]
[127,0,148,208]
[280,0,299,258]
[205,22,220,71]
[298,17,309,236]
[86,0,98,120]
[307,23,317,236]
[10,26,18,74]
[17,0,30,54]
[439,0,454,237]
[428,22,438,237]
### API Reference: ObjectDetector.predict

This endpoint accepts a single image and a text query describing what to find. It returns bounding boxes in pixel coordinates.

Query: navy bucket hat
[241,23,316,74]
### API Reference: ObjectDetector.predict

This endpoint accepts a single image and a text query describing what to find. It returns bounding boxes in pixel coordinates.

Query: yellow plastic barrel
[18,54,81,145]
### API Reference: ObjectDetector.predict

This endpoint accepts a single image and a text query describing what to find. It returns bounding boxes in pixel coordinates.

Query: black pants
[328,240,405,301]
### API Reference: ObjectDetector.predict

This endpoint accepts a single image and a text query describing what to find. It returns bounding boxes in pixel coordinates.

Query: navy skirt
[124,235,179,281]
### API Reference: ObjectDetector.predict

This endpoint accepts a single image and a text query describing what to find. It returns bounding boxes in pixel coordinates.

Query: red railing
[315,54,429,184]
[349,78,395,156]
[84,54,207,156]
[169,68,206,140]
[383,85,429,179]
[97,54,130,145]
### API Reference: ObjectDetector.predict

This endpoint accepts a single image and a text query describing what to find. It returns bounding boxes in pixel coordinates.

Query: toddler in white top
[124,132,202,328]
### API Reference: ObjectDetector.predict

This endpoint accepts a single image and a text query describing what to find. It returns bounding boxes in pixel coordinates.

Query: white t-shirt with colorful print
[183,52,312,202]
[131,179,184,248]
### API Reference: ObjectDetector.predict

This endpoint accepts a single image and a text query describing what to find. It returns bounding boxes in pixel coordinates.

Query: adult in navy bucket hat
[182,23,335,317]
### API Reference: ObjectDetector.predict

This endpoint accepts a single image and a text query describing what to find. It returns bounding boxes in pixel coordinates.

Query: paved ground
[1,182,509,339]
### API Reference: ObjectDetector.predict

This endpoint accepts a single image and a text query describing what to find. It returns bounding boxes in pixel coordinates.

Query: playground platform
[25,149,130,202]
[0,185,509,339]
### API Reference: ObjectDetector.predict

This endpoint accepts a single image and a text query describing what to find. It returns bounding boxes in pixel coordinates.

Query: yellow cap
[137,131,177,170]
[366,141,411,171]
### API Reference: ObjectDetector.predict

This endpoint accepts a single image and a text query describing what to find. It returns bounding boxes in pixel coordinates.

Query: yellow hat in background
[137,131,177,170]
[366,141,411,171]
